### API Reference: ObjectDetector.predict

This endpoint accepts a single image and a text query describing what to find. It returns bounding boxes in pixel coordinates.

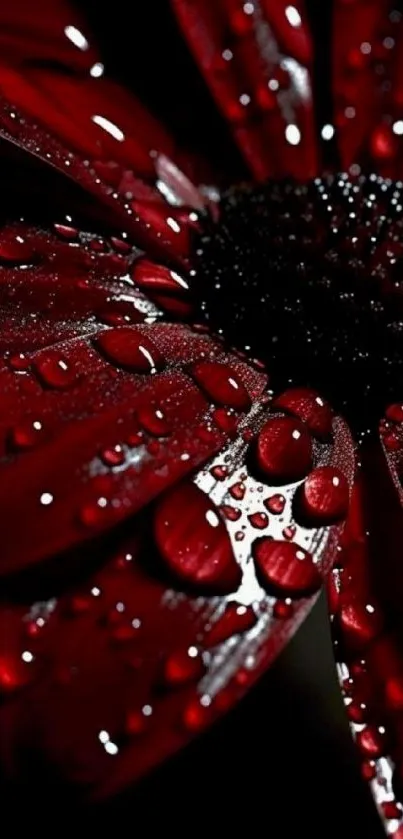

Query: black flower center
[193,174,403,434]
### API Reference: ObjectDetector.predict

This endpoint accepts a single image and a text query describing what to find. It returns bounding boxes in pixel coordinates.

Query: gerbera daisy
[0,2,402,836]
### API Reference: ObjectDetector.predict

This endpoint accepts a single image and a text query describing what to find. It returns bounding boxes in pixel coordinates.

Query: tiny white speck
[321,123,335,141]
[40,492,53,506]
[206,510,220,528]
[64,25,89,50]
[21,650,34,663]
[167,217,181,233]
[104,741,119,755]
[92,114,124,142]
[393,120,403,135]
[142,704,153,717]
[90,62,104,78]
[285,124,301,145]
[285,5,301,27]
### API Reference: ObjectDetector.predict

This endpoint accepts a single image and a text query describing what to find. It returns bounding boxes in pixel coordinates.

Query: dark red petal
[0,398,353,800]
[332,1,403,176]
[0,316,266,575]
[0,0,201,187]
[172,0,318,180]
[329,430,403,836]
[0,98,202,263]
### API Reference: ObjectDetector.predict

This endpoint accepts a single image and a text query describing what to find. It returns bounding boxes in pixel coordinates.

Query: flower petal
[330,431,403,836]
[172,0,318,180]
[0,393,353,801]
[332,0,403,176]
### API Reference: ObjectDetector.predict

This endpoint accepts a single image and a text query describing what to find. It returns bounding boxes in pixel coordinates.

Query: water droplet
[264,494,286,515]
[33,353,79,389]
[386,403,403,423]
[356,725,386,758]
[110,236,131,254]
[190,361,251,410]
[163,646,205,686]
[211,464,228,480]
[229,482,246,500]
[273,388,333,440]
[100,445,125,467]
[248,512,269,529]
[66,594,92,615]
[0,652,35,695]
[138,406,171,437]
[79,496,112,528]
[361,761,376,781]
[381,801,402,821]
[220,504,241,521]
[253,539,321,597]
[339,602,383,651]
[273,599,294,619]
[182,696,213,731]
[96,328,164,373]
[297,466,349,525]
[212,407,239,436]
[53,223,79,241]
[204,603,257,646]
[256,417,313,483]
[282,525,296,540]
[8,352,30,371]
[110,619,141,643]
[0,236,35,263]
[154,482,242,592]
[8,419,46,451]
[347,700,366,724]
[125,708,151,736]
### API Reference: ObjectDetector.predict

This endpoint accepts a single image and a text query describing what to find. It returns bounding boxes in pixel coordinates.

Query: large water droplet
[154,482,242,592]
[190,361,251,410]
[253,538,321,597]
[273,388,333,440]
[256,417,313,483]
[296,466,349,525]
[33,353,79,389]
[138,406,171,437]
[96,328,164,373]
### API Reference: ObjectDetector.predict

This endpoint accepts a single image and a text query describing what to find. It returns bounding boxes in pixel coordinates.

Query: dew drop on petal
[154,482,242,592]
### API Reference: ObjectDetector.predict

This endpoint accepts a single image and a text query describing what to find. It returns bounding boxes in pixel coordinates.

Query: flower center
[194,174,403,433]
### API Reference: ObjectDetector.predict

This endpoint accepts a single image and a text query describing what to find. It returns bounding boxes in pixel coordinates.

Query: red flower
[0,2,402,834]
